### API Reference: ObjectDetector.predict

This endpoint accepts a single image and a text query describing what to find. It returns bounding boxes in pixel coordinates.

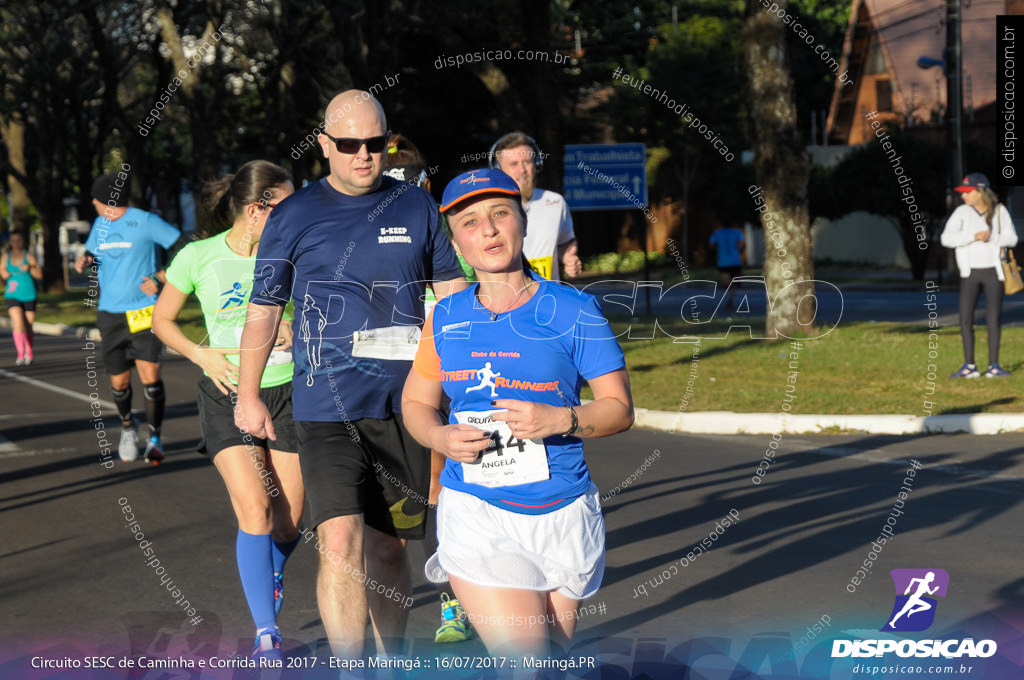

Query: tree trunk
[522,0,561,187]
[743,0,815,338]
[0,117,32,234]
[154,3,220,191]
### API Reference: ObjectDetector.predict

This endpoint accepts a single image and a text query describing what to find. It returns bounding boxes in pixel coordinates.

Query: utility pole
[937,0,963,286]
[946,0,964,192]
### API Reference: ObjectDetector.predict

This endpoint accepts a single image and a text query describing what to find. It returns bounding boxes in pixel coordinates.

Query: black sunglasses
[322,132,390,154]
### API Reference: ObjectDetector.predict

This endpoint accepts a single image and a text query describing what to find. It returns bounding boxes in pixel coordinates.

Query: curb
[5,319,1022,435]
[633,409,1024,436]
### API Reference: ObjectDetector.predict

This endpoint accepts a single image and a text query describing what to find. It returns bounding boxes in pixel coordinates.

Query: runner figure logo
[881,568,949,632]
[220,282,248,310]
[465,362,500,398]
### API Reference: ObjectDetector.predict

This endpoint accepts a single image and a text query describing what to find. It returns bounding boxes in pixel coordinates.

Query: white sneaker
[119,424,140,462]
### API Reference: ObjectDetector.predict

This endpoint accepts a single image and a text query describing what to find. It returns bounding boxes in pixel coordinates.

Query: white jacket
[940,203,1018,280]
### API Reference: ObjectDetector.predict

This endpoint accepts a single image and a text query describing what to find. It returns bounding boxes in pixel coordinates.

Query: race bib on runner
[528,256,553,280]
[352,326,421,361]
[266,348,291,366]
[126,305,154,333]
[228,327,291,366]
[455,409,550,488]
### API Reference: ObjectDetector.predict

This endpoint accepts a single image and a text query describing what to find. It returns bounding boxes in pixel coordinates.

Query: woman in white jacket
[940,173,1019,378]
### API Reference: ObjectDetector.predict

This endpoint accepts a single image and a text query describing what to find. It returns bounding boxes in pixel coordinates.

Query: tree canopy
[0,0,851,290]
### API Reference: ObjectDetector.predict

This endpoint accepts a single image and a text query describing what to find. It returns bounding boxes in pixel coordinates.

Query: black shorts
[96,310,163,374]
[196,376,298,456]
[296,416,429,539]
[5,298,36,312]
[719,266,742,278]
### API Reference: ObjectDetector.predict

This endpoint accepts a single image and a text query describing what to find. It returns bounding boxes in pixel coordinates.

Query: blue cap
[440,168,520,213]
[955,173,990,192]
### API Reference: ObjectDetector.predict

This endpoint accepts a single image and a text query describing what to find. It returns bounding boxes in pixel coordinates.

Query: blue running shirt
[413,279,626,514]
[709,227,745,268]
[85,207,180,313]
[251,176,463,422]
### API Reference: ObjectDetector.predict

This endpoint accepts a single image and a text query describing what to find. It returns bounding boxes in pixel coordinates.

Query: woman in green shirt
[152,161,301,660]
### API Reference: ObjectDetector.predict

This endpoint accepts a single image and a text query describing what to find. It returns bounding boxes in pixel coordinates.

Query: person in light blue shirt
[708,226,746,310]
[75,172,180,464]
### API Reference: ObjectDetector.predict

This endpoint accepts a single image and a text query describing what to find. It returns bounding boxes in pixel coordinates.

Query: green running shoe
[434,593,470,643]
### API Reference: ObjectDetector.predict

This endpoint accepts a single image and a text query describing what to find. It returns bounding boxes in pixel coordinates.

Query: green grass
[582,320,1024,415]
[33,291,208,344]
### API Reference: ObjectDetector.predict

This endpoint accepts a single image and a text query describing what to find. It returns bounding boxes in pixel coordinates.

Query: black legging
[959,267,1003,366]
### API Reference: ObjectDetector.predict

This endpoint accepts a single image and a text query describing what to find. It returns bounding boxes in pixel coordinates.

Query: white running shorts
[425,483,605,599]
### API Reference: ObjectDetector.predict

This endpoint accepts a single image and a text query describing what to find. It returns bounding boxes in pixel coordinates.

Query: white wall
[745,211,910,267]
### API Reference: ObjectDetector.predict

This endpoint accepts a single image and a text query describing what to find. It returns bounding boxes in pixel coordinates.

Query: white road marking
[0,368,116,411]
[0,446,79,460]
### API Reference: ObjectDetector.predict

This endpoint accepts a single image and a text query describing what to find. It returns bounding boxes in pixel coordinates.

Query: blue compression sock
[272,535,300,575]
[236,530,276,631]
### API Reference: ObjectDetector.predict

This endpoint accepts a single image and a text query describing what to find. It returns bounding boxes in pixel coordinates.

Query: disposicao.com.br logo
[832,569,997,659]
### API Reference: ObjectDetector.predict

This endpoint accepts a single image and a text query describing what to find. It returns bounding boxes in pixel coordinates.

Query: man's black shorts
[296,416,429,539]
[96,310,163,374]
[196,376,298,456]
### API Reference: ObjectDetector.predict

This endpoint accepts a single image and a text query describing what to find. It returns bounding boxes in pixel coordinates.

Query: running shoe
[984,364,1011,378]
[950,363,980,379]
[252,627,283,663]
[14,357,25,366]
[273,572,284,617]
[119,423,140,462]
[143,436,164,465]
[434,592,470,643]
[23,357,32,366]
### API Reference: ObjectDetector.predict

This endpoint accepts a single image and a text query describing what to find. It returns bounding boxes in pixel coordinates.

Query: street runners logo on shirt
[440,362,560,398]
[378,226,412,244]
[832,568,997,659]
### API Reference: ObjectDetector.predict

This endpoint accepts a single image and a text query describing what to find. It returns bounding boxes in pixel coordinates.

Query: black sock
[143,381,165,439]
[111,386,133,425]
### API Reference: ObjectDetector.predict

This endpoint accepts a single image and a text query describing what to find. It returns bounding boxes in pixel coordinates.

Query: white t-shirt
[523,188,575,281]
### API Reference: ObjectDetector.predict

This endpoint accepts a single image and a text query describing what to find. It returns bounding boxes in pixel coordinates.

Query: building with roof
[826,0,1017,146]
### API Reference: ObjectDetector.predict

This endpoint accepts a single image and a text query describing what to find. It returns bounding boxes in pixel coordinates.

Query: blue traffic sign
[563,143,648,210]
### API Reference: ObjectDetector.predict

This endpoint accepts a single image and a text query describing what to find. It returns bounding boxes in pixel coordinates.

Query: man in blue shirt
[236,90,465,658]
[708,226,746,311]
[75,173,180,464]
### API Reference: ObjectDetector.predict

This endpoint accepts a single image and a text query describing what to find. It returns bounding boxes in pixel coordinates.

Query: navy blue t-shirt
[251,176,463,421]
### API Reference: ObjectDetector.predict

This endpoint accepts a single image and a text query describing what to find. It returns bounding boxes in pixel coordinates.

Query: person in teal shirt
[152,160,302,662]
[1,231,42,365]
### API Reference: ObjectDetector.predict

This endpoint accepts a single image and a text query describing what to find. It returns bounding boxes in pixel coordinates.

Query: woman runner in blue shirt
[403,169,633,658]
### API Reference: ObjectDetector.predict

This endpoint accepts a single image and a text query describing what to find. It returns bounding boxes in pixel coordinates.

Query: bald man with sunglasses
[236,90,465,659]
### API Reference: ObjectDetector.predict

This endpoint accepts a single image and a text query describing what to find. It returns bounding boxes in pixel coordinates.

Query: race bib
[229,327,291,366]
[351,326,421,361]
[126,305,154,333]
[266,349,292,366]
[455,409,550,488]
[528,256,553,280]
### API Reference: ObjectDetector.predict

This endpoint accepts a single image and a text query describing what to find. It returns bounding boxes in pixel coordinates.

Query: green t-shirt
[165,234,293,388]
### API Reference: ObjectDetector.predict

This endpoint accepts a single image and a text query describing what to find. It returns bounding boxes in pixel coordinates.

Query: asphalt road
[1,333,1022,679]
